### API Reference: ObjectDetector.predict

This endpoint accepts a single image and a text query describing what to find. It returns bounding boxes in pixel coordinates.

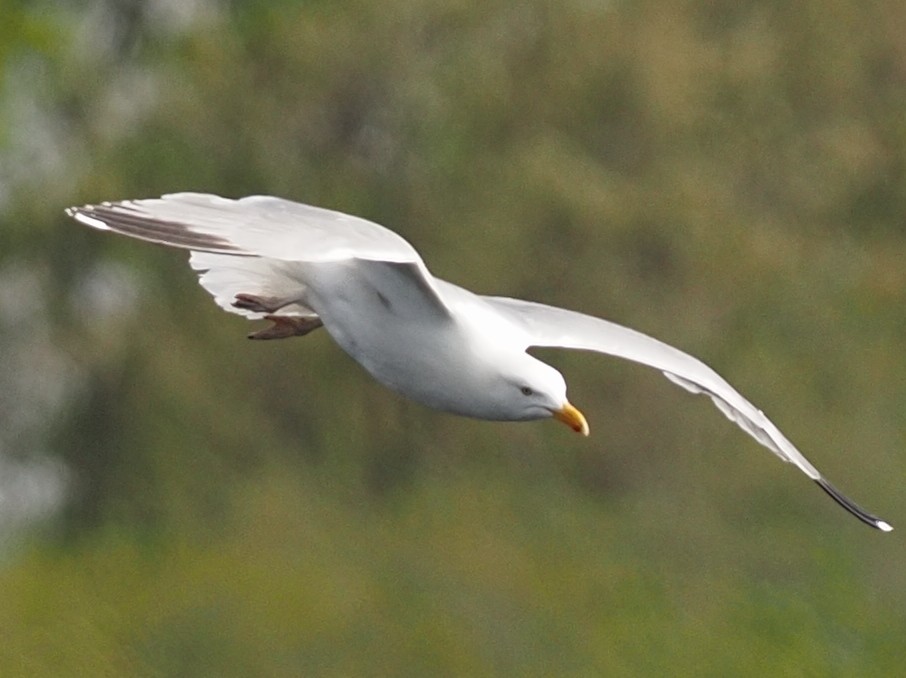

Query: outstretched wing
[67,193,422,263]
[67,193,450,320]
[485,296,892,532]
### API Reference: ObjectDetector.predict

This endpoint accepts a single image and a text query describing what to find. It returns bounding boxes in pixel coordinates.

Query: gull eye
[520,386,534,397]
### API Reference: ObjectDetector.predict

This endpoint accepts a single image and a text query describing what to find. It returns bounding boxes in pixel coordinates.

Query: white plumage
[67,193,892,532]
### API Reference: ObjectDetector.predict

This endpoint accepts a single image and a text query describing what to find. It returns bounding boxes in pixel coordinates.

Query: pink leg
[233,293,323,340]
[248,315,323,340]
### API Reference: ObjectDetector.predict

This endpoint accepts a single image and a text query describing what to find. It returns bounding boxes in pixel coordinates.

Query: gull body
[67,193,892,531]
[302,260,567,420]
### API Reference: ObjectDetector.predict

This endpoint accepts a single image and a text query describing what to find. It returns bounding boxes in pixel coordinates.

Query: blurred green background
[1,0,904,675]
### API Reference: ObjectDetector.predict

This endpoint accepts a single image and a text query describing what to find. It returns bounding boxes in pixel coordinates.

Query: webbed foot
[233,293,286,314]
[248,315,324,340]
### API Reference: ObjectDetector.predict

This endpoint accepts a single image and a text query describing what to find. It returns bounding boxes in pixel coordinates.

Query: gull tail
[814,478,893,532]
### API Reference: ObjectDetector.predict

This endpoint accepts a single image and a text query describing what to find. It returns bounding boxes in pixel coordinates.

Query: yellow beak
[553,402,590,436]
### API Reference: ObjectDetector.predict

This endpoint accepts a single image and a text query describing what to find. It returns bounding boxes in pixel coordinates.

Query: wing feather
[66,193,422,264]
[67,193,451,319]
[486,296,892,531]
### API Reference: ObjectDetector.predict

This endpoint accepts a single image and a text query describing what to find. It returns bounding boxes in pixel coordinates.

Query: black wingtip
[814,478,893,532]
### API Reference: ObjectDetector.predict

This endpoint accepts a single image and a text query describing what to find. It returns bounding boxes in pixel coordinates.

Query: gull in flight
[67,193,892,531]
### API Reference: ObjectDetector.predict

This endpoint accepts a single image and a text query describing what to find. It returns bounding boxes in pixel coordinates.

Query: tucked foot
[248,315,324,340]
[233,293,287,314]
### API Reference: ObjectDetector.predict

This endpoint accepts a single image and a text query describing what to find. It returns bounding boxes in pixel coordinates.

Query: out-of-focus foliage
[1,0,904,674]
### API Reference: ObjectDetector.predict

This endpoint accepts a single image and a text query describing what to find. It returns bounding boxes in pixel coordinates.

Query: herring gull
[66,193,892,531]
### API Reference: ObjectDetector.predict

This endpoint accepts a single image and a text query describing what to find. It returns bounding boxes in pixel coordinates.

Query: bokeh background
[1,0,905,675]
